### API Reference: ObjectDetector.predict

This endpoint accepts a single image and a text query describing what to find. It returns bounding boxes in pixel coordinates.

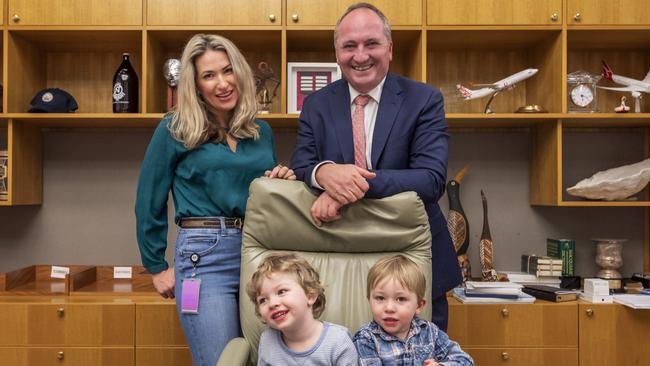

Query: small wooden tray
[0,264,93,295]
[70,265,156,296]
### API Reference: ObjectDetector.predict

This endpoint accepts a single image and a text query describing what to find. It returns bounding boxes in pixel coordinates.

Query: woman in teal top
[135,34,294,366]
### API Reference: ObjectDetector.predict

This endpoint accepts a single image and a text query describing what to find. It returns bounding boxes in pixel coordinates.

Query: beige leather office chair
[216,178,433,366]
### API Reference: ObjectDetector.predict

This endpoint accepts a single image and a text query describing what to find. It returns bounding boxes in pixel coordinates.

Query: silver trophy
[163,59,181,111]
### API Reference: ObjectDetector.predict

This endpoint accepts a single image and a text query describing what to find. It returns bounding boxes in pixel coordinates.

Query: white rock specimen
[567,158,650,201]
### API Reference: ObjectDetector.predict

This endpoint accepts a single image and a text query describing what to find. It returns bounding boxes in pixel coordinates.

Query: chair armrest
[216,337,251,366]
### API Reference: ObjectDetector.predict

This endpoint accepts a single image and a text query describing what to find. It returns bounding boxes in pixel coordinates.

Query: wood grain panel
[287,0,422,26]
[147,0,281,26]
[7,121,42,205]
[135,347,192,366]
[0,347,134,366]
[447,301,577,346]
[530,121,561,205]
[428,0,562,25]
[8,0,142,26]
[464,348,577,366]
[135,303,187,346]
[568,0,650,25]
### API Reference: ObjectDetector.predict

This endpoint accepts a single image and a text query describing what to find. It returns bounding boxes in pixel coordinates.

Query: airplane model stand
[632,93,642,113]
[484,91,499,114]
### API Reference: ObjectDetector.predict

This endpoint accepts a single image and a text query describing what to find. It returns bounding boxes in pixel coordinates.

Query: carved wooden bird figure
[446,164,471,282]
[479,189,498,281]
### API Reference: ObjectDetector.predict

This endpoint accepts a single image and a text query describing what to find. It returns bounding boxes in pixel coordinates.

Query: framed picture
[287,62,341,113]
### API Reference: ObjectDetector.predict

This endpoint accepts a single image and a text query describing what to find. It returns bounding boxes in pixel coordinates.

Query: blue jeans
[174,226,242,366]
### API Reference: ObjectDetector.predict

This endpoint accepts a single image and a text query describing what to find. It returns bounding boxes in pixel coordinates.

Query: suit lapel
[329,81,354,164]
[372,74,403,168]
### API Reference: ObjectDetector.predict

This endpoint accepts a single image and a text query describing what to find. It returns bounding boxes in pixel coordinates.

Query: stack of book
[547,238,576,276]
[521,254,563,277]
[499,271,562,287]
[453,281,536,304]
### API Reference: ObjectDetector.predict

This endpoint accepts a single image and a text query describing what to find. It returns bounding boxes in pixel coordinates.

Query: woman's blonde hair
[367,255,426,302]
[246,253,327,319]
[169,33,259,149]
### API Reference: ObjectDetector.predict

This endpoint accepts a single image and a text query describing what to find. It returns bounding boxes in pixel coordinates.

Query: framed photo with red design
[287,62,341,113]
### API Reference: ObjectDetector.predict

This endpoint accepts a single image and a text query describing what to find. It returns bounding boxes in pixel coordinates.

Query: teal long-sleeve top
[135,116,277,274]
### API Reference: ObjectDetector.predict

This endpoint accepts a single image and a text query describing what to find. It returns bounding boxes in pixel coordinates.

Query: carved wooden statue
[479,190,498,281]
[446,164,471,283]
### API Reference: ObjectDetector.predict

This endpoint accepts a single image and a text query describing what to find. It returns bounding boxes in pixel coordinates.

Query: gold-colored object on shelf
[515,104,548,113]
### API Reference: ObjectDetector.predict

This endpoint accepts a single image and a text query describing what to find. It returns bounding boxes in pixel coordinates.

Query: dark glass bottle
[112,53,139,113]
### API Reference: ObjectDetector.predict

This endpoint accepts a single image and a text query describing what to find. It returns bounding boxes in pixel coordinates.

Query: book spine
[547,239,576,276]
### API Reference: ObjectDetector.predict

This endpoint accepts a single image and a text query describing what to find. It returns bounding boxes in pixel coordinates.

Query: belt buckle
[233,218,243,229]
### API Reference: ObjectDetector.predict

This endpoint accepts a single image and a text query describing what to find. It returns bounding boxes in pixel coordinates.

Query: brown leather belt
[179,217,244,229]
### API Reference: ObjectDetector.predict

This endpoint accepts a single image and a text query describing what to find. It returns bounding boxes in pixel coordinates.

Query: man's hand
[423,359,440,366]
[315,163,376,205]
[152,268,175,299]
[265,164,297,180]
[311,191,343,226]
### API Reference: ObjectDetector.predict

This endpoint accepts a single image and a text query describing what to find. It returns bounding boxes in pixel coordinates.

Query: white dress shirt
[310,77,387,189]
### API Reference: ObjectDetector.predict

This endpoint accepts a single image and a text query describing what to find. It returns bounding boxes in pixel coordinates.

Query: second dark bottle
[112,53,139,113]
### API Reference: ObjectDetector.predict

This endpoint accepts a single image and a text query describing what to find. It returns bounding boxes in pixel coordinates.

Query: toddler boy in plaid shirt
[353,255,474,366]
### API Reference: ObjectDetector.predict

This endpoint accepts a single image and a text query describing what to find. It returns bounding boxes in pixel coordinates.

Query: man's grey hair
[334,2,392,47]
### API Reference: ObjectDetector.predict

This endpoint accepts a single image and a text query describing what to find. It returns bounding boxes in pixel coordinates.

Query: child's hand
[423,359,440,366]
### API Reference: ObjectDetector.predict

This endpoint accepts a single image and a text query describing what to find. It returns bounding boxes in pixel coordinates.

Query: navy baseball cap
[28,88,78,113]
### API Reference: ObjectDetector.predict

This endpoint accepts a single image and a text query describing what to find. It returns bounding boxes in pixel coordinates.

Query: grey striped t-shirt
[257,322,359,366]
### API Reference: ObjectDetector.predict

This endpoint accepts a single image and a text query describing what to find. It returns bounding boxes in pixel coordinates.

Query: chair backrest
[240,178,433,363]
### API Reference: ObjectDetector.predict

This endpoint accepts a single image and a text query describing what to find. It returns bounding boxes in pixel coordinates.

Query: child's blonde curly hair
[246,253,326,318]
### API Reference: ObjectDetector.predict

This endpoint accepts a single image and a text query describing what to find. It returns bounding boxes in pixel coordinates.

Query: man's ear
[414,298,426,316]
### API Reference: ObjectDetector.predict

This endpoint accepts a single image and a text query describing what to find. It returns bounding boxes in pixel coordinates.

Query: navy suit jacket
[291,73,462,298]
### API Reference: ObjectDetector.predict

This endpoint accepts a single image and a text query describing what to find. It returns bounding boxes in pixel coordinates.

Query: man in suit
[289,2,461,331]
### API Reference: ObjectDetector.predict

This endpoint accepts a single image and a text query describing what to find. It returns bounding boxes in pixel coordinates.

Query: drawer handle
[268,14,276,22]
[12,14,20,23]
[57,351,64,360]
[574,12,582,21]
[586,308,594,317]
[501,308,509,317]
[550,13,558,22]
[57,308,65,318]
[501,351,509,360]
[292,14,299,22]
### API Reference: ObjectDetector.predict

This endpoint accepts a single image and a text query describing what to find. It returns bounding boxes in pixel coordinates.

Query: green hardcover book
[547,238,576,276]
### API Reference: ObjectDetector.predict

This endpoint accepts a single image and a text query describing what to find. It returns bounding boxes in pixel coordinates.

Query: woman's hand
[152,268,175,299]
[265,164,296,180]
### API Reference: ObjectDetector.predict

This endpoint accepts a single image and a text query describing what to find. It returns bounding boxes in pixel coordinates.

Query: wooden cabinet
[0,302,134,346]
[147,0,282,26]
[427,0,562,25]
[568,0,650,25]
[448,299,578,366]
[579,303,650,366]
[0,347,134,366]
[0,296,190,366]
[7,0,142,26]
[286,0,422,26]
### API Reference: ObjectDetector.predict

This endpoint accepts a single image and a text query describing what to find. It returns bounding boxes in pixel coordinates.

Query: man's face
[335,8,392,94]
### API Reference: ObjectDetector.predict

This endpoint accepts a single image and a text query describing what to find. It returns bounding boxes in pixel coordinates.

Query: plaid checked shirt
[353,318,474,366]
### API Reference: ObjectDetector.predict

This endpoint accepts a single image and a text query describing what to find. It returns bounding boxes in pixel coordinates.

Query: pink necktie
[352,95,370,169]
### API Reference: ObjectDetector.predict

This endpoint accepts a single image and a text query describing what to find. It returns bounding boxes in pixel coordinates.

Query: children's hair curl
[366,254,426,301]
[246,253,326,318]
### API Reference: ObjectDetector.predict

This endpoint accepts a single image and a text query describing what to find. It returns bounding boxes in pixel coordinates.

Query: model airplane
[599,61,650,113]
[456,68,538,113]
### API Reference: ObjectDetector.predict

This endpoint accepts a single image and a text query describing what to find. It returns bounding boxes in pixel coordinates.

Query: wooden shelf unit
[0,1,648,269]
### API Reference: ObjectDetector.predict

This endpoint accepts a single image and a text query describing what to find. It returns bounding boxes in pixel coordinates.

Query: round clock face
[570,84,594,107]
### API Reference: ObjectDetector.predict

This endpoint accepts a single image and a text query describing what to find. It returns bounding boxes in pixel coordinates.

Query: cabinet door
[286,0,422,26]
[465,348,577,366]
[448,303,577,347]
[136,347,192,366]
[135,303,187,346]
[0,347,134,366]
[427,0,562,25]
[8,0,142,26]
[579,304,650,366]
[22,304,134,346]
[568,0,650,25]
[147,0,281,26]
